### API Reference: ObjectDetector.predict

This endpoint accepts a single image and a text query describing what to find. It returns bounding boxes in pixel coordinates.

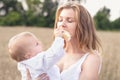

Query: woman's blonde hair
[54,2,101,52]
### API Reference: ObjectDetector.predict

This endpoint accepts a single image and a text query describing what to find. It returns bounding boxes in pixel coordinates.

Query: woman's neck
[65,39,84,54]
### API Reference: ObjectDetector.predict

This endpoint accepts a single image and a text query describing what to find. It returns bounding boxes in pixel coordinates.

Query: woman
[27,1,102,80]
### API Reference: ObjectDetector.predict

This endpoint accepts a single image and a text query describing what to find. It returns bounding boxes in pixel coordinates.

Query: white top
[60,53,89,80]
[18,37,64,80]
[59,53,101,80]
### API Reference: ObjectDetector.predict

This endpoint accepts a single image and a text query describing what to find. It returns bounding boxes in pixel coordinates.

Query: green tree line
[0,0,119,30]
[0,0,58,27]
[94,7,120,30]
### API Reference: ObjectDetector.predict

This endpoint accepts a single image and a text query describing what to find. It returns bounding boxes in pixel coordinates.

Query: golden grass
[0,27,120,80]
[97,31,120,80]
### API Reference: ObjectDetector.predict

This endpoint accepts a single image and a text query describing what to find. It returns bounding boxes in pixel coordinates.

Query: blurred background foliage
[0,0,120,30]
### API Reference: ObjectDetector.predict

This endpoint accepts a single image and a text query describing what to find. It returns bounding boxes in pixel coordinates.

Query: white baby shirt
[18,37,64,80]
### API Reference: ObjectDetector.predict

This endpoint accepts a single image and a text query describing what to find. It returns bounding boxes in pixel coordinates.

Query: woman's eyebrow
[59,16,75,19]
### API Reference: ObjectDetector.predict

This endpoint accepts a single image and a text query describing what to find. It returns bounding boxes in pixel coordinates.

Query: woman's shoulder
[83,51,102,73]
[86,51,101,64]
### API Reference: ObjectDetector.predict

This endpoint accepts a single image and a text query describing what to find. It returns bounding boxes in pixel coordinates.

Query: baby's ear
[24,53,31,59]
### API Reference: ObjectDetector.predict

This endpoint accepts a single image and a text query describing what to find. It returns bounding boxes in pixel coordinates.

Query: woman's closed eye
[67,18,75,23]
[58,17,75,23]
[58,18,63,22]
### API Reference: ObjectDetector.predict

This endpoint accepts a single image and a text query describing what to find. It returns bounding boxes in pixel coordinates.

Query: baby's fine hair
[8,32,35,62]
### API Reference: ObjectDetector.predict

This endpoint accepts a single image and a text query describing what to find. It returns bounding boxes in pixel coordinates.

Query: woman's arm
[79,53,101,80]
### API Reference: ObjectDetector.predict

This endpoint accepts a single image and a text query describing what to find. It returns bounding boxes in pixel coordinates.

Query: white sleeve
[17,63,27,80]
[43,37,64,70]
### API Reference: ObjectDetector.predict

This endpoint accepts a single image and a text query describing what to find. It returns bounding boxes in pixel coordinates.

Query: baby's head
[8,32,43,62]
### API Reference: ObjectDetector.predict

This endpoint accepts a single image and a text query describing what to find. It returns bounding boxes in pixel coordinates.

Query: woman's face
[57,8,77,38]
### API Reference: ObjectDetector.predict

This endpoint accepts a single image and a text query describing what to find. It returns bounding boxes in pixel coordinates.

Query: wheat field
[0,27,120,80]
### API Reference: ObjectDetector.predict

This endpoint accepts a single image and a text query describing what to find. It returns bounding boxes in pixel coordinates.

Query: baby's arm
[43,37,64,70]
[43,30,71,70]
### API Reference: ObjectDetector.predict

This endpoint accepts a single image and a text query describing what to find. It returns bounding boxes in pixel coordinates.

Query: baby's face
[25,36,43,58]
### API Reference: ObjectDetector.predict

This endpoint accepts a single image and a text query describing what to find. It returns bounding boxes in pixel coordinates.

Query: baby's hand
[62,30,71,41]
[54,29,71,41]
[54,29,63,37]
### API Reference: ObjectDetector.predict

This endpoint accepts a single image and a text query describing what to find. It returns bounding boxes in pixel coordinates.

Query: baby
[8,30,71,80]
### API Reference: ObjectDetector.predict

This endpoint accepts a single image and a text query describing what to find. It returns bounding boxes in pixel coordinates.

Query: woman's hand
[26,68,31,80]
[35,73,49,80]
[26,68,49,80]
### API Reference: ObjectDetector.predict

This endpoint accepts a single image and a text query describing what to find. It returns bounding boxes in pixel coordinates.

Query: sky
[81,0,120,21]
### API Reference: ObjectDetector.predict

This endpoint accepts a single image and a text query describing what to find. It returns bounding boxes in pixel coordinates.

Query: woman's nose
[61,21,66,28]
[57,20,66,29]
